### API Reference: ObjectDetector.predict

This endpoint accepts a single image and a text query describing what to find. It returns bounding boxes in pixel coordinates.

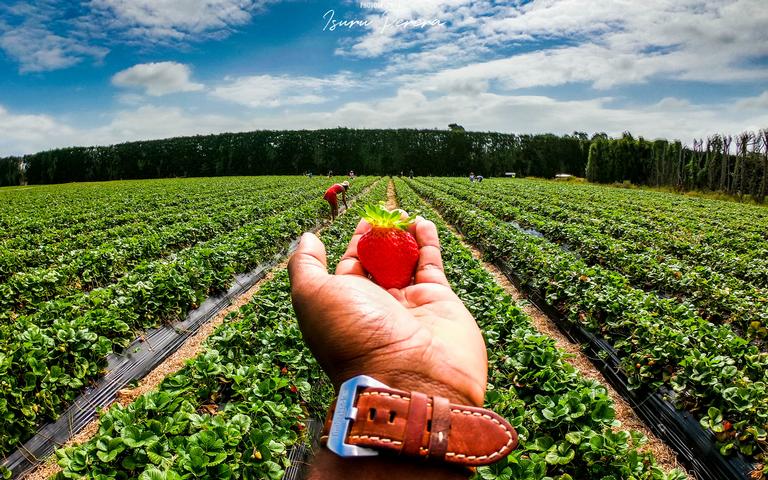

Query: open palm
[288,216,487,406]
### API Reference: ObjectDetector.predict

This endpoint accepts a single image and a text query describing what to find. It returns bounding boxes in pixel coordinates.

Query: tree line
[586,130,768,202]
[0,128,590,187]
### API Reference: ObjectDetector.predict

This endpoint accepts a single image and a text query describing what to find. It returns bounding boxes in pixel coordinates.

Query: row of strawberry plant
[395,178,685,479]
[0,181,328,317]
[422,178,768,343]
[518,179,768,285]
[0,177,333,280]
[0,176,377,457]
[503,178,768,245]
[472,179,768,286]
[51,177,683,480]
[50,179,388,480]
[0,177,288,243]
[407,178,768,465]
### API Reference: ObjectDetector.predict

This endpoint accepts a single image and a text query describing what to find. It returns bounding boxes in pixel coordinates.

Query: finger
[288,232,329,291]
[411,218,450,287]
[335,219,371,276]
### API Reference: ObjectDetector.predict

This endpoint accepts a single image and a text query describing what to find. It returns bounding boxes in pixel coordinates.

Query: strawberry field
[0,176,377,460]
[2,175,767,479]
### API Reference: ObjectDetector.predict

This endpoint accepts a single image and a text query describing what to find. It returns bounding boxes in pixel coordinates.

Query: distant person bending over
[476,175,484,183]
[324,180,349,220]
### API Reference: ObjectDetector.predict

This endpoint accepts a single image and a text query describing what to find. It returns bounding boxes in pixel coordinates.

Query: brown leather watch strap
[321,386,518,466]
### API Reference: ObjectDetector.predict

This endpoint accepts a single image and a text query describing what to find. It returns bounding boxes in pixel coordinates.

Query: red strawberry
[357,204,419,289]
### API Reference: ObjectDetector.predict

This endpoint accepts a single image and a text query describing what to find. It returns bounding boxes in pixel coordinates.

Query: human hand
[288,215,487,406]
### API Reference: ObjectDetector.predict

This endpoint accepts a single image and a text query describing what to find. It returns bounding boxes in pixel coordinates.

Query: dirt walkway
[385,178,397,210]
[427,208,690,477]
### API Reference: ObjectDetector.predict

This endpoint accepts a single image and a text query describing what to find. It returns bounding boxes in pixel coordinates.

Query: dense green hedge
[0,129,590,186]
[0,156,21,187]
[586,131,768,202]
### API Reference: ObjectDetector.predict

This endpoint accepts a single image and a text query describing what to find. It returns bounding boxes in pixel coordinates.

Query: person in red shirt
[324,180,349,220]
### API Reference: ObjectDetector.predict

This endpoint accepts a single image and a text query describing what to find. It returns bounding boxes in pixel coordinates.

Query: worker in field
[324,180,349,220]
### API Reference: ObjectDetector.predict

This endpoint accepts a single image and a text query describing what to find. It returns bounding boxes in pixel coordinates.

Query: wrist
[309,448,471,480]
[333,367,486,407]
[317,375,517,476]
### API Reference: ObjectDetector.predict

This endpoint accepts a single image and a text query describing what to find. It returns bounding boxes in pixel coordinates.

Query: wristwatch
[320,375,518,466]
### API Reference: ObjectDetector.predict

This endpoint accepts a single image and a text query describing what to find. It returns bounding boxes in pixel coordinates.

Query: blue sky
[0,0,767,156]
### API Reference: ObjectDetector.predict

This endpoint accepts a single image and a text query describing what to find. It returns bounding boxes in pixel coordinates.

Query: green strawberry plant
[54,179,389,479]
[0,177,377,456]
[406,177,768,468]
[394,179,685,479]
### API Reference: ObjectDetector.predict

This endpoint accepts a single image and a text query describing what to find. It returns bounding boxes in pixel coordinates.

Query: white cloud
[253,89,768,143]
[3,86,767,156]
[0,26,108,72]
[211,73,358,108]
[0,0,280,73]
[0,103,246,155]
[90,0,273,42]
[736,91,768,110]
[112,62,204,96]
[342,0,768,90]
[0,105,78,154]
[92,105,242,141]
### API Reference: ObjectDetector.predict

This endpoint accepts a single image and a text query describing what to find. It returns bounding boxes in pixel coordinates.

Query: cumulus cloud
[736,91,768,110]
[90,0,273,42]
[0,105,79,154]
[211,73,358,108]
[3,86,767,156]
[0,1,108,72]
[93,105,242,141]
[0,25,108,72]
[0,103,245,155]
[344,0,768,90]
[0,0,278,72]
[112,62,204,96]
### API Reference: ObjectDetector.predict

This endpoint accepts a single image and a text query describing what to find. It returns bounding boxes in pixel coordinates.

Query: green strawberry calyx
[359,203,413,230]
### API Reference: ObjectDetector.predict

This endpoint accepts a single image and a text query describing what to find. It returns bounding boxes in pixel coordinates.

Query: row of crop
[0,177,292,242]
[0,179,277,281]
[0,177,329,277]
[50,178,683,480]
[50,179,389,480]
[0,182,326,317]
[407,178,768,464]
[1,179,257,244]
[395,178,684,479]
[508,178,768,243]
[542,180,768,284]
[479,179,768,283]
[0,176,377,457]
[422,178,768,343]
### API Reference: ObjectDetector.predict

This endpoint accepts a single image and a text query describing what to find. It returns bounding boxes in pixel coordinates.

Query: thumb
[288,232,329,293]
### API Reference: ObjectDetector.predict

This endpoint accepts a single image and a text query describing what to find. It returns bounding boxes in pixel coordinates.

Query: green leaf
[564,432,582,445]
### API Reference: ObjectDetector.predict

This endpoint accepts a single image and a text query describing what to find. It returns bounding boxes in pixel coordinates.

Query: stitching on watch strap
[402,391,428,456]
